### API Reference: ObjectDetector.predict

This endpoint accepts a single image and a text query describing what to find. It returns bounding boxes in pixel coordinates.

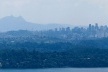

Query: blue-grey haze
[0,0,108,26]
[0,16,72,32]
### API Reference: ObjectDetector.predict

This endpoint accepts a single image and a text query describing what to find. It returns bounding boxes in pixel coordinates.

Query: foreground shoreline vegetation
[1,47,108,69]
[0,38,108,69]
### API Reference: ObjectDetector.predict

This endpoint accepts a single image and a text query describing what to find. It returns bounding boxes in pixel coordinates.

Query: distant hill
[0,16,72,32]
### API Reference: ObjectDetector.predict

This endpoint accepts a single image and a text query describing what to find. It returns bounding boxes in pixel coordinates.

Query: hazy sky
[0,0,108,26]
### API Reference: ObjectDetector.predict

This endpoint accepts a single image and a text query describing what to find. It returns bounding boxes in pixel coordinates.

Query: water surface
[0,68,108,72]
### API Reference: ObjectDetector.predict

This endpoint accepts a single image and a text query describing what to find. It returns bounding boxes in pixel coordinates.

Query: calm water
[0,68,108,72]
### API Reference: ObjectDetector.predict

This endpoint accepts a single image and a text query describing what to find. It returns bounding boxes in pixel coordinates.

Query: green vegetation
[0,38,107,68]
[0,48,108,68]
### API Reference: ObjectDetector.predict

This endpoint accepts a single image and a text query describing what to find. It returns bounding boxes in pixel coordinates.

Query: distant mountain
[0,16,72,32]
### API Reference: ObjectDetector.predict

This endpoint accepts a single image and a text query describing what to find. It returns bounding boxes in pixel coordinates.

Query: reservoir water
[0,68,108,72]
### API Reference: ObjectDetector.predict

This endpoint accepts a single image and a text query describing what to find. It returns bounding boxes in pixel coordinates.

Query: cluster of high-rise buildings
[41,23,108,40]
[87,23,108,38]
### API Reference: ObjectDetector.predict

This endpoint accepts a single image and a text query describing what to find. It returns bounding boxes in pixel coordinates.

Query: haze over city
[0,0,108,26]
[1,0,108,71]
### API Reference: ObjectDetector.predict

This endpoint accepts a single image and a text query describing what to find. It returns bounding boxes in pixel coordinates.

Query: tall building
[95,23,99,30]
[88,24,92,31]
[91,25,95,31]
[66,27,70,32]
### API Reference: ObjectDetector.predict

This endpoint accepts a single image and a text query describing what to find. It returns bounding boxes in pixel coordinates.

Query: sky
[0,0,108,26]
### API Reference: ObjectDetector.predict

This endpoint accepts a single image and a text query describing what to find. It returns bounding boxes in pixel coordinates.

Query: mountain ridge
[0,16,72,32]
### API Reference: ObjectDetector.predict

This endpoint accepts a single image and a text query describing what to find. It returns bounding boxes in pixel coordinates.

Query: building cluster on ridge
[1,23,108,40]
[87,23,108,38]
[41,23,108,39]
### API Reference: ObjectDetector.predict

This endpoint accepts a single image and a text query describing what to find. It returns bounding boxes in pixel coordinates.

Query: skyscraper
[95,23,99,30]
[89,24,92,31]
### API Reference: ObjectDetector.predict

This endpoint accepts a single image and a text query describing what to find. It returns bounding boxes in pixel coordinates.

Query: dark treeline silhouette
[0,37,108,52]
[0,38,107,68]
[0,48,108,68]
